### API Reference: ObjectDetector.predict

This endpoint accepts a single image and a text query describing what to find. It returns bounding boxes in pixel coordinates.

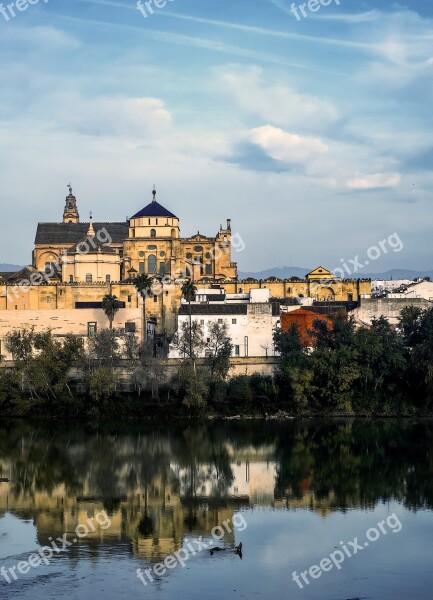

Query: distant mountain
[238,266,433,281]
[0,263,23,272]
[239,267,313,280]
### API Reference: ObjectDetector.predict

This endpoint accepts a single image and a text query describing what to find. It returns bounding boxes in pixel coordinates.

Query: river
[0,419,432,599]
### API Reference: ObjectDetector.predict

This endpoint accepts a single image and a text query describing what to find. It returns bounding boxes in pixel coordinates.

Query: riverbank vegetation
[0,306,432,418]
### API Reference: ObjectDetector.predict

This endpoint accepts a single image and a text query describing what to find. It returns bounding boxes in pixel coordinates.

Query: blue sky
[1,0,432,272]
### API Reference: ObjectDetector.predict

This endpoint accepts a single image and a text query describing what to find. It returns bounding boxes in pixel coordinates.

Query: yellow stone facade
[33,187,237,283]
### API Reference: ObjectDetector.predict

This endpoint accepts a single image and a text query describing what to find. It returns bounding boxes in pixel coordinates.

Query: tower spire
[87,211,95,236]
[63,183,80,223]
[152,185,157,203]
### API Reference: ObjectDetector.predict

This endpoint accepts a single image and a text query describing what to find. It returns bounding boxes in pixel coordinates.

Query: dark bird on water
[210,542,243,558]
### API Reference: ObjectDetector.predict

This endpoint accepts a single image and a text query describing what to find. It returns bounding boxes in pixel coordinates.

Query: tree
[134,274,153,344]
[176,320,205,362]
[206,321,232,381]
[398,305,425,348]
[88,329,120,369]
[89,367,116,405]
[273,324,313,410]
[101,294,120,330]
[309,314,356,351]
[181,280,197,361]
[354,316,406,408]
[5,329,84,410]
[174,361,209,413]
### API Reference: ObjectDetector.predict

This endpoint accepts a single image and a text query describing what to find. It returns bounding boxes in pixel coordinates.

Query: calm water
[0,420,432,600]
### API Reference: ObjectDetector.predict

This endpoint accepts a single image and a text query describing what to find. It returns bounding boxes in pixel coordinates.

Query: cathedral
[33,186,237,283]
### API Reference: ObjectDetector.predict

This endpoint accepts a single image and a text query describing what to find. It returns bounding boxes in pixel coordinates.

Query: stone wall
[354,297,431,326]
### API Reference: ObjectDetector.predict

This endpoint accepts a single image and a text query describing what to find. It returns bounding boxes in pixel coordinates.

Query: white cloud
[215,66,339,131]
[347,172,401,190]
[0,26,80,51]
[42,94,173,140]
[247,125,328,164]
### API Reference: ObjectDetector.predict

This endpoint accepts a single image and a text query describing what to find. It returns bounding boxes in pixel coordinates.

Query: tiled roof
[65,235,118,255]
[131,201,177,219]
[35,222,128,245]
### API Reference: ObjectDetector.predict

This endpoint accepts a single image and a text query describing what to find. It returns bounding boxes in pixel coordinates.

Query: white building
[372,279,413,295]
[169,288,280,358]
[387,280,433,301]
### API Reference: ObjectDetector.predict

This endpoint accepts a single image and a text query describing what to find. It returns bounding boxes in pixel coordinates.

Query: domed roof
[131,189,177,219]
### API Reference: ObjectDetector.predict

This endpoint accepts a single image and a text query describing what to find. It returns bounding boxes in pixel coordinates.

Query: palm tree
[181,280,197,360]
[101,294,120,330]
[134,274,153,344]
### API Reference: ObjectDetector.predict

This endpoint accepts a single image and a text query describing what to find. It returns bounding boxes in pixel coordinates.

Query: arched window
[150,229,156,238]
[171,228,176,238]
[148,254,157,273]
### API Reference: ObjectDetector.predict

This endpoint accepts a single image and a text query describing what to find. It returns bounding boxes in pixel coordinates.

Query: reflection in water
[0,420,432,566]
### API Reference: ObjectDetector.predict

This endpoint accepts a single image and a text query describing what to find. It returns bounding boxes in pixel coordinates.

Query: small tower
[63,183,80,223]
[87,211,95,236]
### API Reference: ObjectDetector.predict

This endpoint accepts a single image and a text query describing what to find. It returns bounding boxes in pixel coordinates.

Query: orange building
[280,307,347,347]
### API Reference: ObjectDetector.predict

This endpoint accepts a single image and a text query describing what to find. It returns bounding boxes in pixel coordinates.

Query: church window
[148,254,157,273]
[186,253,192,260]
[235,345,240,356]
[194,246,203,252]
[139,262,145,274]
[148,245,157,250]
[106,275,111,283]
[86,274,93,284]
[88,322,97,338]
[160,251,165,257]
[69,275,74,283]
[156,219,158,225]
[139,251,145,257]
[159,262,165,275]
[205,252,212,259]
[205,264,212,275]
[148,219,151,225]
[150,229,156,238]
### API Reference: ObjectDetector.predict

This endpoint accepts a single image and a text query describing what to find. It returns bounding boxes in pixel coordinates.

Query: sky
[0,0,432,273]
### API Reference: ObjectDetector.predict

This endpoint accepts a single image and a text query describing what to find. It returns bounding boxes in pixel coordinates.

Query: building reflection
[1,420,432,564]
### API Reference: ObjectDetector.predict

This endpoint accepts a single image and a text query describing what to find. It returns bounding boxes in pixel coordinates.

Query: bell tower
[63,183,80,223]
